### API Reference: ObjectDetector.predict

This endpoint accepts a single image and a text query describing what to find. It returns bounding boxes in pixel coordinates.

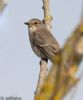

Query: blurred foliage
[0,0,6,12]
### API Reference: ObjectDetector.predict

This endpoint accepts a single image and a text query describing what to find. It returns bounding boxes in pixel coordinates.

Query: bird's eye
[34,22,37,24]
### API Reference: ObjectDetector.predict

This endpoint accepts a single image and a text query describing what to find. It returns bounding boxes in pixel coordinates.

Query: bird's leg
[41,58,48,71]
[35,58,48,95]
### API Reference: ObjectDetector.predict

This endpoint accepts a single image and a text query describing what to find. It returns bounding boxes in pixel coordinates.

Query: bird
[24,18,60,63]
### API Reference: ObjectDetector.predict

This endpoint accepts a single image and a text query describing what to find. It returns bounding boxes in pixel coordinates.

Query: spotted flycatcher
[24,18,60,63]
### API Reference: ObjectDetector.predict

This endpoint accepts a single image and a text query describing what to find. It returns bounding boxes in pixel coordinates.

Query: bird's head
[24,18,44,32]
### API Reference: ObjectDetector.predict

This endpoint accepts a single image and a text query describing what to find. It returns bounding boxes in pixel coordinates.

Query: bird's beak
[24,22,29,25]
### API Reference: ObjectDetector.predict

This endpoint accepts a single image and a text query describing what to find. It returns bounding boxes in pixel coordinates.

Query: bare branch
[34,0,52,96]
[35,60,47,95]
[42,0,52,31]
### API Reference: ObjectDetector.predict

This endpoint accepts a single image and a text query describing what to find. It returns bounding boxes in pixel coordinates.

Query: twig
[42,0,52,31]
[35,60,47,95]
[35,0,52,95]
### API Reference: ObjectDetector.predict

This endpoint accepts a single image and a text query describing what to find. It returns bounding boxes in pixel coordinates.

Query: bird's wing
[33,28,60,57]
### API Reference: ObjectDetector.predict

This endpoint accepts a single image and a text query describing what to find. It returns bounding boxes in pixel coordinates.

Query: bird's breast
[28,26,38,33]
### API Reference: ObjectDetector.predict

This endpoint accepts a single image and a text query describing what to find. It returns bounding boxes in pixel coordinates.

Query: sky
[0,0,83,100]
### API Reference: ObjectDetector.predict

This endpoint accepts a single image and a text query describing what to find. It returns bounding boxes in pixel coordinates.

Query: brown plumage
[24,18,60,63]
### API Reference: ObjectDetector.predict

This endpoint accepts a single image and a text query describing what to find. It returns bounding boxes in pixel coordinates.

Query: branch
[42,0,52,31]
[35,60,48,95]
[34,0,52,96]
[51,19,83,100]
